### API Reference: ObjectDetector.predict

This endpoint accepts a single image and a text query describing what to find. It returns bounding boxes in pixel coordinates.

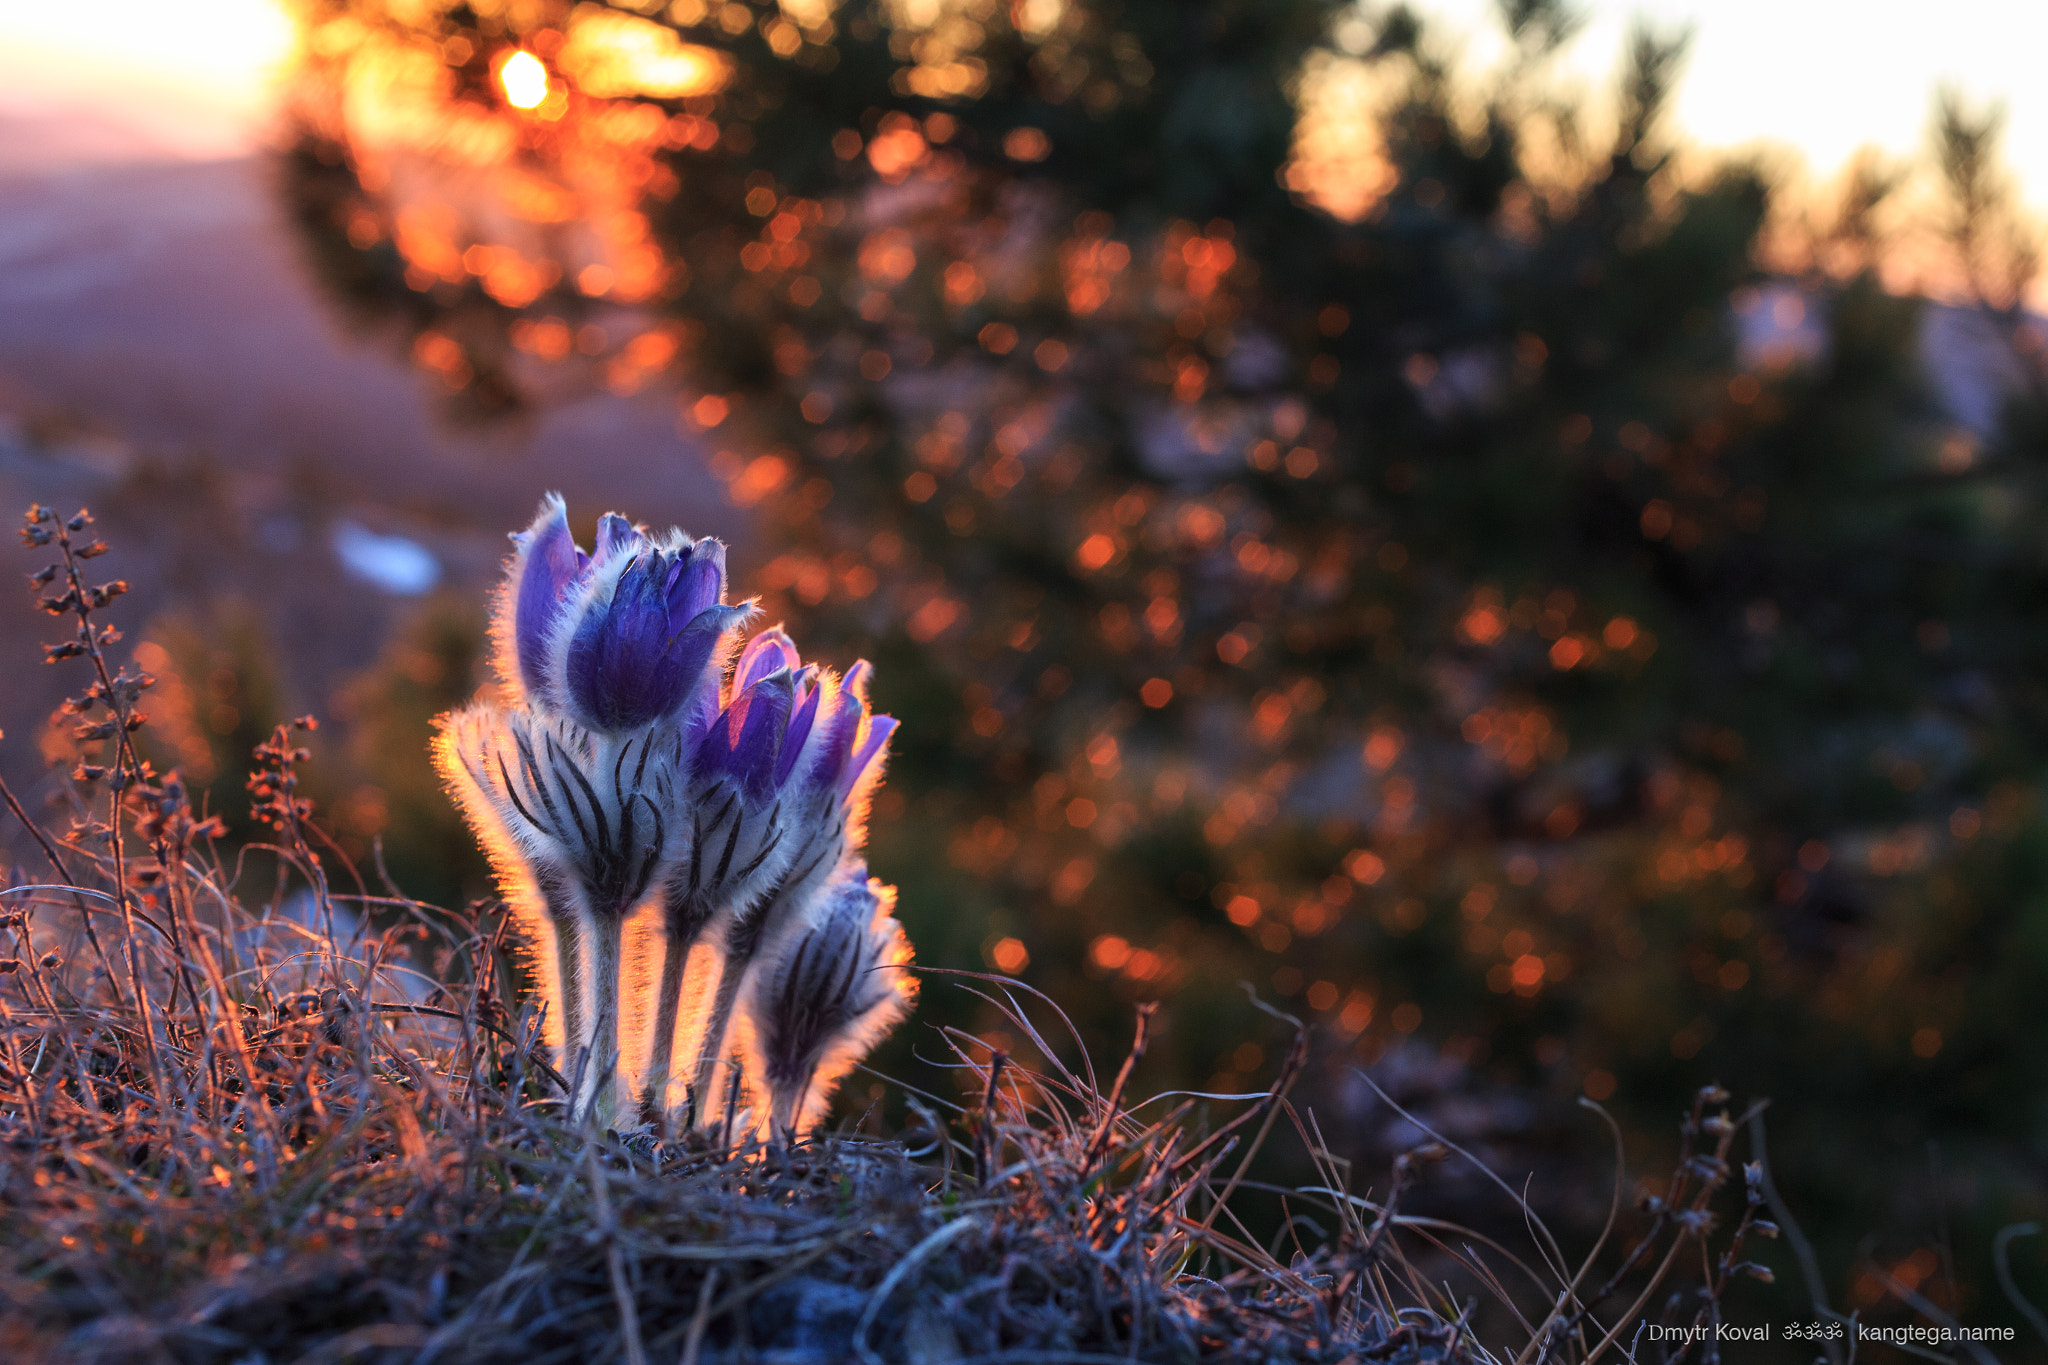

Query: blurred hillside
[0,145,735,872]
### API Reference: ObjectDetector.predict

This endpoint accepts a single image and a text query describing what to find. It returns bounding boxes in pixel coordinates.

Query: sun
[498,50,549,110]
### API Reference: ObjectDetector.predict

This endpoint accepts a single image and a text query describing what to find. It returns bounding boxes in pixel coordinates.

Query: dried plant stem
[1747,1109,1844,1365]
[0,773,124,1006]
[585,1145,649,1365]
[165,855,281,1157]
[42,519,169,1100]
[1994,1223,2048,1344]
[852,1215,983,1365]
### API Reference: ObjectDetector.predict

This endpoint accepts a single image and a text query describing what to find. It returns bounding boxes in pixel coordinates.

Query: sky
[0,0,296,160]
[1412,0,2048,202]
[0,0,2040,211]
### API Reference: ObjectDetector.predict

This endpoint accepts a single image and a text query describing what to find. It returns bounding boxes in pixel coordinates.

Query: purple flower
[566,539,742,732]
[433,702,677,1125]
[496,495,751,734]
[450,492,919,1138]
[694,630,897,811]
[644,629,898,1124]
[739,863,915,1137]
[506,494,588,706]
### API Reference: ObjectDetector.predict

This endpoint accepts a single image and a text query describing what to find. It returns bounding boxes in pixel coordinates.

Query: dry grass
[0,503,1803,1363]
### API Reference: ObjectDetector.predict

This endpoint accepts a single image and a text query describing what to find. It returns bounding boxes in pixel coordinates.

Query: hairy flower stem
[769,1079,809,1143]
[640,934,689,1121]
[582,913,625,1128]
[687,887,794,1127]
[687,964,745,1126]
[641,895,717,1124]
[550,912,587,1100]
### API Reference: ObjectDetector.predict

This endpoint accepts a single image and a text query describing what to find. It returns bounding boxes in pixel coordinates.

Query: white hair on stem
[432,702,676,1123]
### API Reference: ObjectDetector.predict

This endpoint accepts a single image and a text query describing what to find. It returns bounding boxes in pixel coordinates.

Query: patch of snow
[333,519,440,595]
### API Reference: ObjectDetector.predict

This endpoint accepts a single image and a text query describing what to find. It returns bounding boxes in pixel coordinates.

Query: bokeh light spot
[499,50,548,109]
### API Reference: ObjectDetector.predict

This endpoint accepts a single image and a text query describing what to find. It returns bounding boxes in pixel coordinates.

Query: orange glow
[1345,849,1385,885]
[557,12,727,100]
[990,937,1030,973]
[1003,126,1051,162]
[1459,603,1507,646]
[1362,726,1403,770]
[498,50,548,110]
[1091,935,1132,970]
[1076,533,1116,571]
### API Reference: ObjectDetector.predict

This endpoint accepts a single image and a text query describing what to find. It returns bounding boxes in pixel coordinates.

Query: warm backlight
[499,50,548,109]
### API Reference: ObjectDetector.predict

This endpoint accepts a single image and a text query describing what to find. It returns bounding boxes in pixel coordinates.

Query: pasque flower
[439,493,913,1138]
[443,494,753,1124]
[434,705,672,1123]
[639,627,897,1122]
[739,864,916,1138]
[498,493,750,733]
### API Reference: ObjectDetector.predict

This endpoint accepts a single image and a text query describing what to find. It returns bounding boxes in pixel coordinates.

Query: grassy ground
[0,851,1770,1364]
[0,503,1798,1363]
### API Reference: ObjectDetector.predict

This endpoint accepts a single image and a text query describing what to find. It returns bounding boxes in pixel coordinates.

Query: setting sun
[498,49,548,110]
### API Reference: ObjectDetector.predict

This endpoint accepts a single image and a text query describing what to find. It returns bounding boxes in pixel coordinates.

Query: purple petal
[736,627,802,694]
[714,671,795,799]
[565,556,664,729]
[513,495,583,702]
[666,602,750,723]
[838,713,897,799]
[596,513,645,561]
[842,660,873,706]
[810,681,864,791]
[669,540,727,620]
[565,545,746,731]
[775,673,824,787]
[680,604,751,747]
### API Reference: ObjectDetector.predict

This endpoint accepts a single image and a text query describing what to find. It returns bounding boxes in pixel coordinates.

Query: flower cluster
[435,494,912,1133]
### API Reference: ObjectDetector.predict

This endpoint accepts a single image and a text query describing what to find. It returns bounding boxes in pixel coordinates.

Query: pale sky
[0,0,2039,213]
[0,0,296,158]
[1395,0,2047,213]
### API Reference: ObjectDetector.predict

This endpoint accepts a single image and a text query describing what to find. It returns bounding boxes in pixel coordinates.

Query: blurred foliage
[132,605,286,834]
[270,0,2048,1331]
[133,595,490,912]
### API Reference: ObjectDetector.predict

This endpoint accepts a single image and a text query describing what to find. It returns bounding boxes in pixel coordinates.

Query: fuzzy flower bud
[645,628,897,1122]
[495,494,751,734]
[741,865,916,1137]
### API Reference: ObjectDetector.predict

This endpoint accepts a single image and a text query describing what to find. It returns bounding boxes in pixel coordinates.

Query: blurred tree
[325,591,494,909]
[134,605,286,834]
[274,0,2048,1324]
